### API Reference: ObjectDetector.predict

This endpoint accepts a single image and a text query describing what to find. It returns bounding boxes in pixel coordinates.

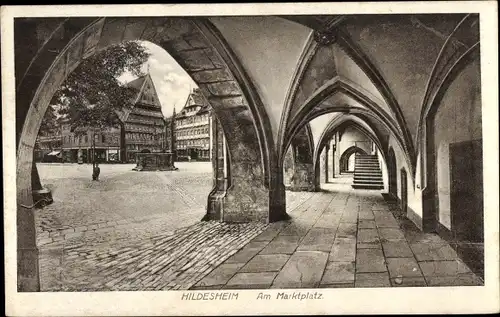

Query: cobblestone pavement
[193,175,484,289]
[36,162,313,291]
[38,192,312,291]
[35,162,213,246]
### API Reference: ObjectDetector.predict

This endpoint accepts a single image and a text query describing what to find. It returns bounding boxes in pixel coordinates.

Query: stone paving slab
[260,235,302,255]
[382,241,414,258]
[390,276,427,287]
[271,251,329,289]
[356,248,387,273]
[225,272,278,289]
[239,254,291,273]
[191,263,245,289]
[322,261,355,284]
[410,243,459,261]
[355,272,391,288]
[418,260,472,277]
[329,239,356,262]
[386,257,423,278]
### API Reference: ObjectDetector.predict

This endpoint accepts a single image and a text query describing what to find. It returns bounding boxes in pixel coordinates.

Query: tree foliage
[39,105,60,136]
[51,41,151,134]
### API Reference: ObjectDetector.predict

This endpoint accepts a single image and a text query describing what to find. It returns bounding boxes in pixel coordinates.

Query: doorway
[400,168,408,215]
[388,148,398,198]
[450,140,483,243]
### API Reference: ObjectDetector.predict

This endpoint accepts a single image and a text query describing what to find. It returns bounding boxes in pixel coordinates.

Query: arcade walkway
[193,175,484,289]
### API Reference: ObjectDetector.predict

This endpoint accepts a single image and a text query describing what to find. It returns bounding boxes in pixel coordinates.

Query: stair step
[352,184,384,190]
[353,181,384,185]
[354,176,383,181]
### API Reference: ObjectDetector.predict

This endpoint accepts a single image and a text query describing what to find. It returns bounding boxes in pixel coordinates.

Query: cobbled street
[35,162,311,291]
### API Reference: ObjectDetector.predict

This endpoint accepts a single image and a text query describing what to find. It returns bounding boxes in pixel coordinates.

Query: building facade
[120,74,166,163]
[34,133,63,162]
[38,73,166,163]
[172,88,212,161]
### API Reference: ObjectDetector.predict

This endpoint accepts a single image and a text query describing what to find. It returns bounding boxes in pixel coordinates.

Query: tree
[38,105,60,137]
[51,41,151,169]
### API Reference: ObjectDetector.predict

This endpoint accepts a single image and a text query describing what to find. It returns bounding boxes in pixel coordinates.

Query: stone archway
[288,124,315,191]
[15,17,281,291]
[387,147,397,198]
[339,146,367,174]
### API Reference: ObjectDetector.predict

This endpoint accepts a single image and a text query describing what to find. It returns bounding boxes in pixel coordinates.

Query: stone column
[205,116,228,221]
[17,153,42,291]
[331,140,336,179]
[324,144,330,183]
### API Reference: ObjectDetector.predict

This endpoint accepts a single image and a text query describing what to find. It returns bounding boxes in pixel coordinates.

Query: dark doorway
[387,148,398,198]
[450,140,483,243]
[400,168,408,215]
[449,139,484,277]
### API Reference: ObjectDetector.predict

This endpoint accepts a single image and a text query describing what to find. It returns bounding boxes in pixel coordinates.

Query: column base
[17,247,40,292]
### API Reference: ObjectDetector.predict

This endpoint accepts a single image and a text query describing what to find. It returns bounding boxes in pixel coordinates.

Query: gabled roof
[125,75,147,91]
[118,73,162,122]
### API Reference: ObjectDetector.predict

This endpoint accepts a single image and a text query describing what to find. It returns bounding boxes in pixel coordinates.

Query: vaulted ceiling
[208,13,478,172]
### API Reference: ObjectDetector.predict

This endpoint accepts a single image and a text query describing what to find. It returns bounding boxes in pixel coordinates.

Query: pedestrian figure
[92,163,101,181]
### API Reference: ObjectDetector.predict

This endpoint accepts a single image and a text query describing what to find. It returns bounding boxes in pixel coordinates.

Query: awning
[47,151,61,156]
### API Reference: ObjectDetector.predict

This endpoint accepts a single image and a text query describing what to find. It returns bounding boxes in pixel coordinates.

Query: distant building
[119,73,166,162]
[35,77,215,163]
[34,133,63,162]
[170,88,212,161]
[36,73,166,163]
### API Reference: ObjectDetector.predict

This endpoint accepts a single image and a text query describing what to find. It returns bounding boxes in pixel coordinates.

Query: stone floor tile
[253,228,281,242]
[418,260,472,277]
[425,273,484,286]
[374,216,400,228]
[355,272,391,288]
[225,272,278,289]
[260,235,302,255]
[386,257,423,278]
[405,231,446,244]
[314,214,342,227]
[329,240,356,262]
[279,223,311,237]
[319,283,355,288]
[239,254,290,273]
[272,251,329,288]
[378,228,406,241]
[357,229,380,243]
[357,242,382,249]
[322,261,355,284]
[390,276,427,287]
[382,241,414,258]
[297,229,336,252]
[336,223,357,238]
[224,242,269,264]
[356,248,386,273]
[410,243,459,261]
[358,211,375,220]
[358,220,376,229]
[341,213,358,223]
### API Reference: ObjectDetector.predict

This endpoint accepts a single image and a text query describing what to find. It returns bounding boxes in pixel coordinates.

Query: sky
[118,41,197,118]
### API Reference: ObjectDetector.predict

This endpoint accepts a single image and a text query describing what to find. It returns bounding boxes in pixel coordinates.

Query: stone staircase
[352,154,384,190]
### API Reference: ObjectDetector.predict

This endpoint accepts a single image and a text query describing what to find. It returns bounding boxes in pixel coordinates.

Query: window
[85,135,88,143]
[102,135,106,143]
